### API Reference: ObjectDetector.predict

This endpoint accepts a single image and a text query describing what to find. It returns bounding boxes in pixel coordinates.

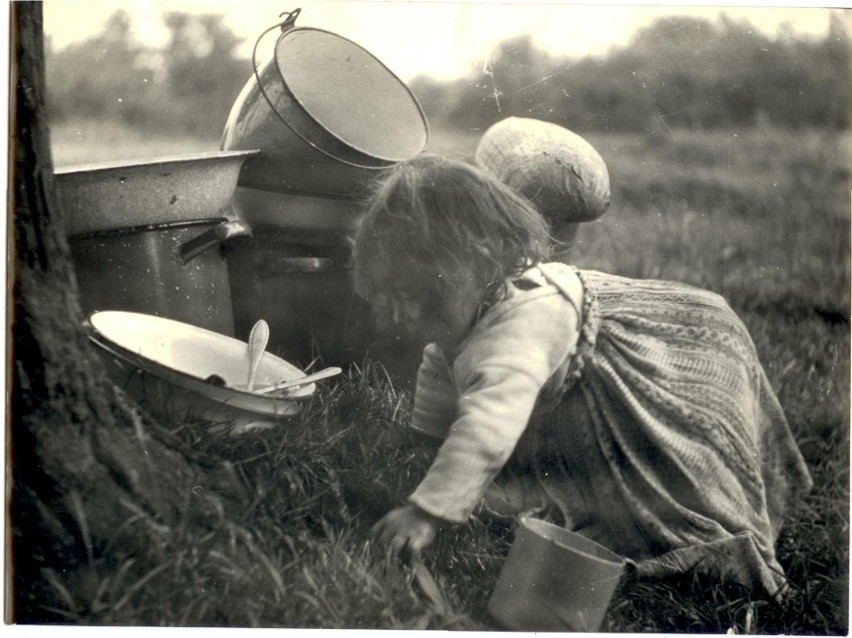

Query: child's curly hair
[353,154,552,310]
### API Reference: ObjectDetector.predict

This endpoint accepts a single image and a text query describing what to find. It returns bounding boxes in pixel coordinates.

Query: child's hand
[371,503,441,561]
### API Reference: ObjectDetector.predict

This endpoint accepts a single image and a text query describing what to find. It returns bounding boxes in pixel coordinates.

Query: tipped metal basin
[55,150,258,235]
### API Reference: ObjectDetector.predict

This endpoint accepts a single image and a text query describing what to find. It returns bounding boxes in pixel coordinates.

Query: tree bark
[8,3,243,622]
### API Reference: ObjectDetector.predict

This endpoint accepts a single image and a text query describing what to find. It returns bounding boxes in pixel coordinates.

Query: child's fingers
[404,534,426,561]
[370,515,407,558]
[370,508,400,542]
[371,520,395,549]
[389,534,410,559]
[374,526,418,562]
[369,517,385,540]
[369,506,437,562]
[400,537,419,564]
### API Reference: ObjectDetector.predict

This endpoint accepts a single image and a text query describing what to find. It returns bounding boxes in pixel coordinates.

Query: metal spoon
[255,366,342,395]
[245,319,269,392]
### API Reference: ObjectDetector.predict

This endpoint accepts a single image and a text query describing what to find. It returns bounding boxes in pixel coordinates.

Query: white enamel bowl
[86,310,316,433]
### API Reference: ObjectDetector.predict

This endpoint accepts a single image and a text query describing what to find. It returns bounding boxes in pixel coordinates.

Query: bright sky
[42,0,848,81]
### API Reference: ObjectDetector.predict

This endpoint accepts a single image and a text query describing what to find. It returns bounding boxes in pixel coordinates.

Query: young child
[352,154,812,597]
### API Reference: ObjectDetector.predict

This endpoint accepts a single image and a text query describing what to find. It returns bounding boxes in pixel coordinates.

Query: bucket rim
[273,26,429,164]
[520,516,626,567]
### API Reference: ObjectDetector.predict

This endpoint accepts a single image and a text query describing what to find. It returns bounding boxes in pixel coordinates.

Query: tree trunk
[8,3,244,622]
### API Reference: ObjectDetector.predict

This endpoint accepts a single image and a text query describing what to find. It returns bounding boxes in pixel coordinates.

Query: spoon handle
[246,319,269,392]
[256,366,342,395]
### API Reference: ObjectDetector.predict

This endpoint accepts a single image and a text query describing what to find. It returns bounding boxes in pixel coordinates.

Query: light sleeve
[408,292,579,523]
[410,343,457,439]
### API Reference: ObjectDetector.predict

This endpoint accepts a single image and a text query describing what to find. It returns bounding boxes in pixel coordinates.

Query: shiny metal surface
[69,219,249,336]
[221,24,428,198]
[55,150,258,235]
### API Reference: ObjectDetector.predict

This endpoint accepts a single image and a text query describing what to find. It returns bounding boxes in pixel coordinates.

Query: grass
[49,118,220,167]
[27,120,852,632]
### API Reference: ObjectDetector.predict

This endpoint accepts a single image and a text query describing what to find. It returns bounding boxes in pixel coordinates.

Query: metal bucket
[488,517,626,632]
[228,185,364,237]
[220,9,429,198]
[69,218,250,336]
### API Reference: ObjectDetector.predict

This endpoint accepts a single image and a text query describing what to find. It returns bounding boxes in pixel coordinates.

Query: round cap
[475,117,611,225]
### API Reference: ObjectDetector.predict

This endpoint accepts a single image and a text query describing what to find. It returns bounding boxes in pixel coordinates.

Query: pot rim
[54,149,260,175]
[67,217,230,241]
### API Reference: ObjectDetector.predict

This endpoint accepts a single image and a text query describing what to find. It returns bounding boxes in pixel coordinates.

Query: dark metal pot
[227,228,422,385]
[69,218,250,336]
[220,9,428,199]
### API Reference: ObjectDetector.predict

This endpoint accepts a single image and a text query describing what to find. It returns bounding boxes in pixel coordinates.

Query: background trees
[412,12,850,134]
[45,10,849,141]
[45,10,249,137]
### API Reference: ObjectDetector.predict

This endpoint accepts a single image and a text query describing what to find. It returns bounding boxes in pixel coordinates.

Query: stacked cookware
[57,150,257,336]
[221,9,429,381]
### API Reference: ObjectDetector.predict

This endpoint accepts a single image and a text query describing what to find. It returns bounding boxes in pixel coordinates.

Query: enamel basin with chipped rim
[86,311,316,433]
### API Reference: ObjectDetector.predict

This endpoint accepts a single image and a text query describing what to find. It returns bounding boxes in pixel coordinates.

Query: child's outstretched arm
[409,293,579,525]
[372,291,578,558]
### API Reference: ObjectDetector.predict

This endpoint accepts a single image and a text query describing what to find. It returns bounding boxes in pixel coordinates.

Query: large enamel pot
[56,151,258,335]
[69,218,250,336]
[220,9,429,199]
[227,226,423,383]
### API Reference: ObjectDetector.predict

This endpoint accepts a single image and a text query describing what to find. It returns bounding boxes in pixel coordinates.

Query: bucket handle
[251,9,388,171]
[179,220,252,264]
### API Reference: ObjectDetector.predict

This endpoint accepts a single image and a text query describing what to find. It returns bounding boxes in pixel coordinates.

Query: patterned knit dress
[408,264,812,597]
[498,268,813,596]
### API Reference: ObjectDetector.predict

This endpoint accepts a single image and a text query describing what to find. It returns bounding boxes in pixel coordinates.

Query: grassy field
[38,120,850,632]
